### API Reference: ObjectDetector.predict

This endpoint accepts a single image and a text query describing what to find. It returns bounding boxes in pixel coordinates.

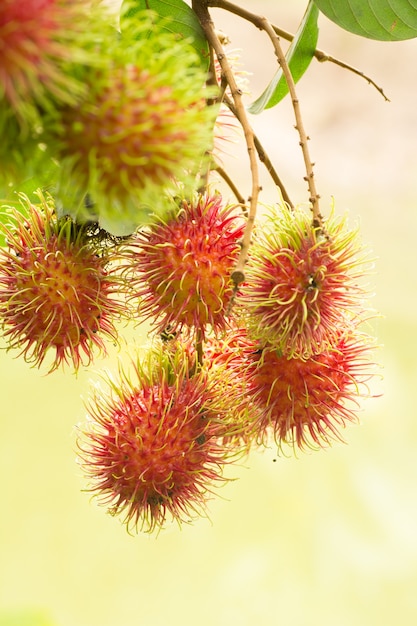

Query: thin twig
[192,0,260,287]
[314,50,390,102]
[211,161,247,209]
[223,93,294,208]
[253,134,294,208]
[259,17,323,227]
[208,0,390,101]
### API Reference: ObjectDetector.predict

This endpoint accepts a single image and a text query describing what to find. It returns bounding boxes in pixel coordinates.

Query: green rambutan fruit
[240,205,372,358]
[123,194,245,336]
[0,0,111,120]
[78,343,244,533]
[0,192,128,372]
[0,0,115,186]
[43,10,218,235]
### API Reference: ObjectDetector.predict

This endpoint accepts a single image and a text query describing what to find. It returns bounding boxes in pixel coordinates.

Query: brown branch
[192,0,260,287]
[211,160,247,209]
[259,17,323,227]
[314,50,390,102]
[223,93,294,208]
[207,0,390,102]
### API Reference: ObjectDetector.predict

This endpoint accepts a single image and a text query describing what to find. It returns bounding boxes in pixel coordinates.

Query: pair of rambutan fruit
[0,190,376,533]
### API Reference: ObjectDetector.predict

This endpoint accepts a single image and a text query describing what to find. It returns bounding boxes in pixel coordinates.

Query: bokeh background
[1,1,417,625]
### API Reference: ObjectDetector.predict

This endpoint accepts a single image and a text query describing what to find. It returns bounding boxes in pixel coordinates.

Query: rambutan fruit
[0,192,127,372]
[0,0,110,120]
[78,344,243,533]
[44,10,218,235]
[161,331,257,449]
[0,104,44,186]
[228,327,376,451]
[241,205,372,358]
[124,194,245,336]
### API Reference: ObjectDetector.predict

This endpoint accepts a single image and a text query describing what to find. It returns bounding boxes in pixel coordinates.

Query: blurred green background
[1,2,417,625]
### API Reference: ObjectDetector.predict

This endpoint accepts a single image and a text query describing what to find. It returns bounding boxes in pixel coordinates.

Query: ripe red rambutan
[0,192,127,372]
[124,194,245,336]
[241,205,372,358]
[78,345,242,533]
[228,327,375,451]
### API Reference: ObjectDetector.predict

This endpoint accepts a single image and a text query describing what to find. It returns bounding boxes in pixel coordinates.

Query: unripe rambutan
[0,105,45,185]
[78,345,242,533]
[227,327,375,451]
[0,192,127,372]
[0,0,109,120]
[240,205,372,358]
[44,11,218,235]
[124,194,245,336]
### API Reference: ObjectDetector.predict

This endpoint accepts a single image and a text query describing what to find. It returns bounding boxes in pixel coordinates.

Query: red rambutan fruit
[124,194,245,336]
[78,345,242,533]
[0,192,127,372]
[229,328,375,451]
[241,205,372,358]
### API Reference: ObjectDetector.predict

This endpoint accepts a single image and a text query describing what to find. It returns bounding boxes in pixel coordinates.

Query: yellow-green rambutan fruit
[43,9,218,235]
[0,0,113,119]
[0,0,115,185]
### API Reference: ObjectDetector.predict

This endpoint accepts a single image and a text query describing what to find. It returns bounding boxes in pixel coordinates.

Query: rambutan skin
[124,194,245,336]
[0,0,107,117]
[43,10,218,234]
[228,328,375,451]
[241,205,372,358]
[78,346,241,533]
[0,193,127,372]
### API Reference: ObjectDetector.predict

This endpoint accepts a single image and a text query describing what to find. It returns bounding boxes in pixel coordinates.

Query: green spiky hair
[43,8,218,236]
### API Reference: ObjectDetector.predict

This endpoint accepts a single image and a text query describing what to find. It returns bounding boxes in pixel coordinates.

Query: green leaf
[121,0,209,68]
[314,0,417,41]
[248,1,319,115]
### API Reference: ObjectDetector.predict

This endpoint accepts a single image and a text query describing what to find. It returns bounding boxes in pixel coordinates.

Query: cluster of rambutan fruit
[0,0,376,533]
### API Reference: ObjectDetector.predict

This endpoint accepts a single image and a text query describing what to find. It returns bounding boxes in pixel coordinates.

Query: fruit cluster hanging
[0,0,379,533]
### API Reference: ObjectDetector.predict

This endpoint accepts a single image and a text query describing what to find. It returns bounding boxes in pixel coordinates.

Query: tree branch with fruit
[1,0,413,533]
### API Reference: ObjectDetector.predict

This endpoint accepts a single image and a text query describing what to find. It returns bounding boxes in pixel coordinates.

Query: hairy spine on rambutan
[0,0,114,187]
[225,326,376,452]
[162,331,257,449]
[42,8,218,235]
[78,344,245,533]
[123,194,245,337]
[0,0,111,118]
[241,204,372,358]
[0,192,128,372]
